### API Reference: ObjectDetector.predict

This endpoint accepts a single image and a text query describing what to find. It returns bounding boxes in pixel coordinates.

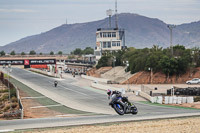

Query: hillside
[0,13,200,53]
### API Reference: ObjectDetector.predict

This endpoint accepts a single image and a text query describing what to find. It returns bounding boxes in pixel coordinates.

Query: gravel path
[20,116,200,133]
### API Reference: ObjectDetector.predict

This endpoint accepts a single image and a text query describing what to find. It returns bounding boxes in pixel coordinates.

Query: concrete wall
[139,91,152,101]
[81,75,109,83]
[91,82,121,91]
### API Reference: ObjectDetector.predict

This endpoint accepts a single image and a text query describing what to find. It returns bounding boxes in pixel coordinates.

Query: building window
[117,42,120,46]
[103,42,107,48]
[112,42,116,46]
[112,32,116,37]
[107,42,111,48]
[108,32,111,37]
[100,33,102,38]
[103,32,106,37]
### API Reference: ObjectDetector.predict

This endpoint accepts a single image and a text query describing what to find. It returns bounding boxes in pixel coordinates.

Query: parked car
[186,78,200,84]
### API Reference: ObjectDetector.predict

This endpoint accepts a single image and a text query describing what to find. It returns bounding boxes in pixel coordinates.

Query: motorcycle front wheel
[113,103,124,115]
[131,105,138,115]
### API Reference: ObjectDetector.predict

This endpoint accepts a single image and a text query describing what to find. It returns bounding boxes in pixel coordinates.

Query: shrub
[1,94,9,101]
[10,88,16,98]
[3,105,10,112]
[0,89,8,93]
[194,96,200,102]
[11,97,18,103]
[11,103,18,109]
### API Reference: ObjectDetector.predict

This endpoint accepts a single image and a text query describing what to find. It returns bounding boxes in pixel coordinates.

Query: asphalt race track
[0,67,200,131]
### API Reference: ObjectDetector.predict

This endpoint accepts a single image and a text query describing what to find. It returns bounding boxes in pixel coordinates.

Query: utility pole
[167,25,176,56]
[123,60,129,91]
[115,0,118,29]
[113,56,116,82]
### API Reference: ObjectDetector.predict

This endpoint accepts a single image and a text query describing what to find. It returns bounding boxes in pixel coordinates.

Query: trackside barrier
[152,96,194,104]
[16,86,23,119]
[81,75,109,83]
[139,91,152,101]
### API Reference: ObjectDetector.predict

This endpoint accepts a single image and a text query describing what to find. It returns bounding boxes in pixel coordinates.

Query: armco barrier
[16,87,23,119]
[81,75,109,83]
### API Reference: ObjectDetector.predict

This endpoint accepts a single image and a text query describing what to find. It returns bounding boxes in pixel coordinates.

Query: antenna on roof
[115,0,118,29]
[107,9,113,28]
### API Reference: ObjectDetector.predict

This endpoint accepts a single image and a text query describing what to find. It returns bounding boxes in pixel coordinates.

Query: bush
[194,96,200,102]
[10,88,16,98]
[11,103,18,109]
[11,97,18,103]
[0,89,8,93]
[3,105,10,112]
[1,94,9,101]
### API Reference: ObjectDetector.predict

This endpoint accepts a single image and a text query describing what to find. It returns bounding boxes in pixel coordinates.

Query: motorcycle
[109,92,138,115]
[54,81,58,87]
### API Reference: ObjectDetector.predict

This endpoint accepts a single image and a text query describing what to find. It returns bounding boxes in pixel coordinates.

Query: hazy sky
[0,0,200,46]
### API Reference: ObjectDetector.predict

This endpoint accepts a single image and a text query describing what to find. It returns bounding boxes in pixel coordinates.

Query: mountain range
[0,13,200,54]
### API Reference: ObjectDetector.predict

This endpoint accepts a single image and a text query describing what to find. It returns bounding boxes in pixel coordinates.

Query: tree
[113,50,126,66]
[96,55,112,69]
[159,56,179,80]
[50,51,54,55]
[73,48,82,55]
[82,47,94,55]
[129,48,149,74]
[10,50,16,55]
[191,47,200,67]
[58,51,63,55]
[39,52,43,55]
[0,51,5,56]
[29,50,36,55]
[21,52,25,55]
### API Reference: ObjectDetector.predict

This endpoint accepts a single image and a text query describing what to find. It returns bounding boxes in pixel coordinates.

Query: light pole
[123,60,130,91]
[148,67,153,84]
[7,64,12,101]
[167,25,176,56]
[113,56,116,83]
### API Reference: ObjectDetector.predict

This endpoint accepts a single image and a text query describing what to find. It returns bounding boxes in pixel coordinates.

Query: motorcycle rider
[54,80,58,87]
[107,89,128,113]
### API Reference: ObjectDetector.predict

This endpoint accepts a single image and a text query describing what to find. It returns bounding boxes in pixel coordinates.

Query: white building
[95,28,125,60]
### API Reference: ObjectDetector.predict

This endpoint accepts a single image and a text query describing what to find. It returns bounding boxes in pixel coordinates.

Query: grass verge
[9,77,91,114]
[138,101,200,110]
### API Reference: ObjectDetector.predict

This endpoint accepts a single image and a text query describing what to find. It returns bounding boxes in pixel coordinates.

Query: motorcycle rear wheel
[131,105,138,115]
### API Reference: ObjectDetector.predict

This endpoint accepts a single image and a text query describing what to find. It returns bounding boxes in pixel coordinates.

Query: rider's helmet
[107,89,112,96]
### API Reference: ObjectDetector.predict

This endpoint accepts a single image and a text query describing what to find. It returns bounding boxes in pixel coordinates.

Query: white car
[186,78,200,84]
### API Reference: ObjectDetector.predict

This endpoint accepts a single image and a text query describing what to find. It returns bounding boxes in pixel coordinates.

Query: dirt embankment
[87,67,112,78]
[89,66,200,84]
[123,67,200,84]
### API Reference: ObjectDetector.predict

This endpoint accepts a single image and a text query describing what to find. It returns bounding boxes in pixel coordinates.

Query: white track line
[21,96,46,99]
[48,81,88,96]
[0,129,15,132]
[30,104,62,109]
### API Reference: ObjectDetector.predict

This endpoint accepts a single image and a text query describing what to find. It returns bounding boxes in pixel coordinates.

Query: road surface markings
[21,96,46,99]
[0,129,15,132]
[30,104,62,109]
[48,81,88,96]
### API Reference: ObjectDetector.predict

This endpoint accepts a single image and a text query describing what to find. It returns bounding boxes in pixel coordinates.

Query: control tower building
[94,2,126,61]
